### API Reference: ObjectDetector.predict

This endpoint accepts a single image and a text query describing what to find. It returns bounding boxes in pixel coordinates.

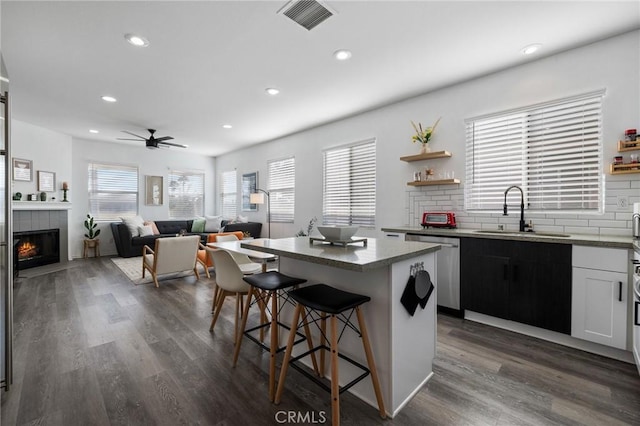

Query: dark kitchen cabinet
[461,237,572,334]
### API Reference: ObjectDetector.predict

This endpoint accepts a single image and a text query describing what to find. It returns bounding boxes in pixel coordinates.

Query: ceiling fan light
[125,33,149,47]
[101,95,117,103]
[265,88,280,96]
[89,129,99,134]
[222,124,233,129]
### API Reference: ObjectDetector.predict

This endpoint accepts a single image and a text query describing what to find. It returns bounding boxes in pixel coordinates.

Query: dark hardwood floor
[2,257,639,425]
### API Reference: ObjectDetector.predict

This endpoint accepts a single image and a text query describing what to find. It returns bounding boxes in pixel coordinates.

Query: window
[168,170,204,218]
[220,170,237,218]
[465,91,603,212]
[88,162,138,220]
[268,157,295,222]
[323,139,376,227]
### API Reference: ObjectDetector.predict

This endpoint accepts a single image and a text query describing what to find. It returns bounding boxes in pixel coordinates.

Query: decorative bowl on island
[317,226,359,241]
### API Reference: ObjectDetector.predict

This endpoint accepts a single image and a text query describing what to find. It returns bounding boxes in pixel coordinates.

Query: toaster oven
[421,212,457,228]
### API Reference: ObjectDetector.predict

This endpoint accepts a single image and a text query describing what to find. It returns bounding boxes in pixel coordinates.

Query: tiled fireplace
[13,206,69,270]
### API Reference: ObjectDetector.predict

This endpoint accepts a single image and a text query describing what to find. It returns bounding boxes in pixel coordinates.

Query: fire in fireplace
[14,229,60,270]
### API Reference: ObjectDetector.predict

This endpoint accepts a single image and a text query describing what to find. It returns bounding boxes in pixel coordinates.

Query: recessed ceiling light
[101,95,117,103]
[265,88,280,96]
[125,33,149,47]
[89,129,99,134]
[222,124,232,129]
[334,49,352,61]
[521,43,542,55]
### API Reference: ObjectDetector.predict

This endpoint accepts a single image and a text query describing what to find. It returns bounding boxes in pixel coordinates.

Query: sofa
[111,219,262,258]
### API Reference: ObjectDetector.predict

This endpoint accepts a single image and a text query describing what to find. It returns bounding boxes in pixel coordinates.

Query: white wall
[71,138,216,257]
[10,120,72,200]
[215,30,640,238]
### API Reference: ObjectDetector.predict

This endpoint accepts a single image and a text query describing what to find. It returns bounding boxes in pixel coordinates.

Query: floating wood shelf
[407,178,461,186]
[610,163,640,175]
[617,140,640,152]
[400,150,452,162]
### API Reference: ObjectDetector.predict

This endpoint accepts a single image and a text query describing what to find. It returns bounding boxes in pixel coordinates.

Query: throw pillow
[237,215,249,223]
[121,215,145,237]
[144,220,160,235]
[204,215,223,232]
[138,225,154,237]
[191,217,206,233]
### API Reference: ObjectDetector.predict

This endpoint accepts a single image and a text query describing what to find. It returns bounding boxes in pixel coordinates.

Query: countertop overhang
[381,226,634,249]
[241,237,440,272]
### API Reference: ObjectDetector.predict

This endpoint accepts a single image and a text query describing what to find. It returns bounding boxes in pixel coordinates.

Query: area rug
[111,256,197,285]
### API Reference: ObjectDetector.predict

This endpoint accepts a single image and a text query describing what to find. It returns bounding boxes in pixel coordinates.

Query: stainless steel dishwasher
[406,234,460,314]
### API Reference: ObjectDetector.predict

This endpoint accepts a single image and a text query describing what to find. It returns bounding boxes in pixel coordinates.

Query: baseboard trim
[465,311,634,364]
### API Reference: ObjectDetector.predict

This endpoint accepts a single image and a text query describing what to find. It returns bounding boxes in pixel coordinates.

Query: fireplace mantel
[12,201,72,211]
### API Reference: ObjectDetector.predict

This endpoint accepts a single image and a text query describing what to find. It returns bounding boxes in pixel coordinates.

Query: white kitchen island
[241,237,440,417]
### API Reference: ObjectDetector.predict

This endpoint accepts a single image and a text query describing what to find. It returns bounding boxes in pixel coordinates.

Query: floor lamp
[250,189,270,238]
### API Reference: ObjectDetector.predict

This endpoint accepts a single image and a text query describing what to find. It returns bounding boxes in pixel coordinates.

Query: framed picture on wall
[37,170,56,192]
[242,171,258,212]
[145,175,163,205]
[12,158,33,182]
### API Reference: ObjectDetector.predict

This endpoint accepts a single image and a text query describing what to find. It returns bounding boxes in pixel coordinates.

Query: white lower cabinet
[572,246,628,349]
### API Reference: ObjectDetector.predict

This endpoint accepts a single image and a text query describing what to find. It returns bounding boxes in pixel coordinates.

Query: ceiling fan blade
[154,136,174,142]
[159,141,188,148]
[117,138,146,141]
[121,130,146,139]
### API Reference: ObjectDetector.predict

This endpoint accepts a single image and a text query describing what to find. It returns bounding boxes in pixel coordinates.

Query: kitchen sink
[473,230,572,238]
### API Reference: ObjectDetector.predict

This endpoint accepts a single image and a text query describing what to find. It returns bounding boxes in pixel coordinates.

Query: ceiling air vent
[278,0,335,31]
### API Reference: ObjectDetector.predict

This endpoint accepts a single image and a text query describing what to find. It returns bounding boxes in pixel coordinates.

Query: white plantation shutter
[221,170,237,218]
[88,162,138,220]
[168,170,204,218]
[323,139,376,227]
[465,91,603,212]
[268,157,295,222]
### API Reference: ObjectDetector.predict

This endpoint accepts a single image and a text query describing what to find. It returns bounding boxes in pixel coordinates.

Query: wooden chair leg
[209,292,227,332]
[193,266,200,280]
[330,314,340,426]
[274,303,302,404]
[320,312,327,378]
[233,288,256,367]
[356,307,386,418]
[152,273,159,288]
[234,292,241,344]
[269,289,278,401]
[301,309,320,376]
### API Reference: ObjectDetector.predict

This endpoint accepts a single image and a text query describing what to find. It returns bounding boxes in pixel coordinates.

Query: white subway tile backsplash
[588,220,627,228]
[407,176,638,235]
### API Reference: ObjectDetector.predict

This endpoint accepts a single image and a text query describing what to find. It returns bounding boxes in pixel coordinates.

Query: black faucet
[503,185,526,232]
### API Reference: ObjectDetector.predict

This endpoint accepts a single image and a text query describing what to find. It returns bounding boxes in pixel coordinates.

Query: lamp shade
[250,192,265,204]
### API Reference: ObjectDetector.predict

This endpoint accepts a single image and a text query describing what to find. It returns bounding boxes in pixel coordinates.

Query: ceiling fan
[117,129,188,149]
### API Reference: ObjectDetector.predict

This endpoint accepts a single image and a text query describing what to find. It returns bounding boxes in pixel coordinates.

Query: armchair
[142,235,201,287]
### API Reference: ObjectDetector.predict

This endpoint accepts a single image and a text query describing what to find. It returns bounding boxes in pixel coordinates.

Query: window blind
[88,162,138,220]
[323,139,376,227]
[168,170,204,218]
[220,170,237,218]
[465,91,603,212]
[268,157,295,223]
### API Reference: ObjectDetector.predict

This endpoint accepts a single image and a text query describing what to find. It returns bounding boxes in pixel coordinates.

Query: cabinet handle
[618,281,622,302]
[636,301,640,326]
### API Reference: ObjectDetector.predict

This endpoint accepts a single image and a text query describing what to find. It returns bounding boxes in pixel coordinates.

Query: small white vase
[420,144,430,154]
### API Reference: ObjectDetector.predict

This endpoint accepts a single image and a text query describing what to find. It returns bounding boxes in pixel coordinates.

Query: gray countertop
[241,236,441,272]
[381,226,635,249]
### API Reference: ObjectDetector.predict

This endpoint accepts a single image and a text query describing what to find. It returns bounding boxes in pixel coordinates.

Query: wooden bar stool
[233,271,318,402]
[274,284,386,426]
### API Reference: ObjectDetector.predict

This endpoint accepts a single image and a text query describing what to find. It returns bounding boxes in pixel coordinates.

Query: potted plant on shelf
[411,117,441,154]
[84,213,101,247]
